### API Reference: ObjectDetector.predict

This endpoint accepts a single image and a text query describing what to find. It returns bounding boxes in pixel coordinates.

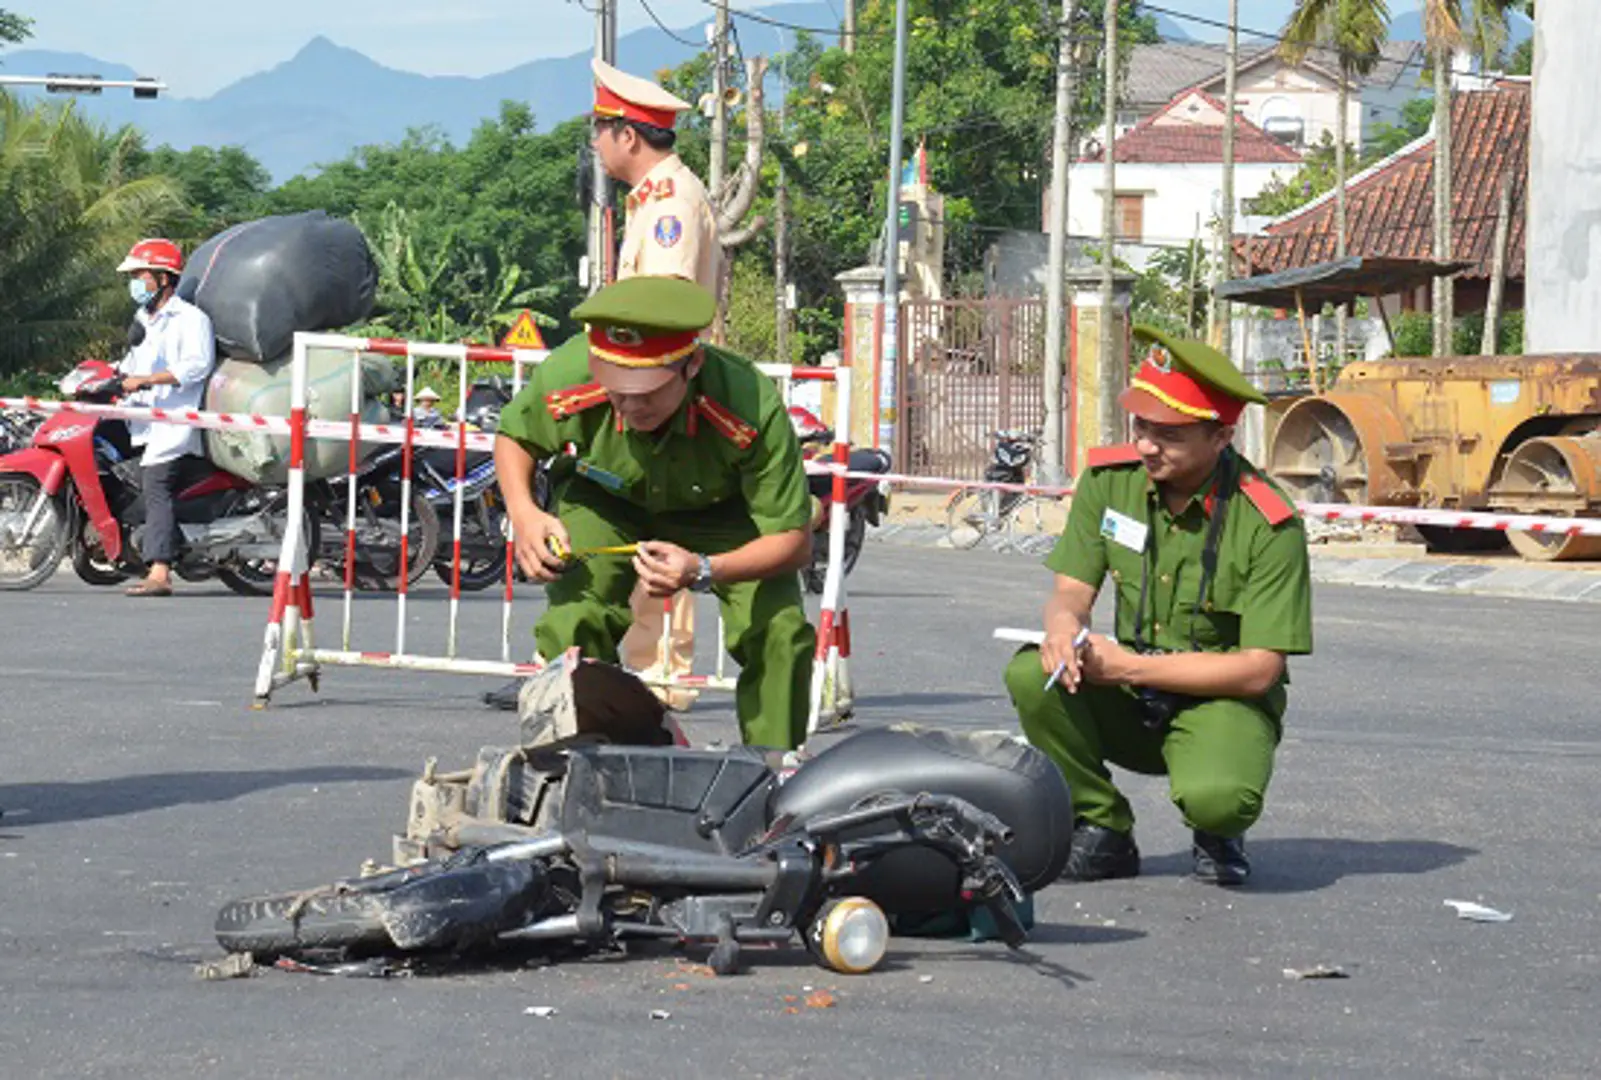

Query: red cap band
[1126,354,1245,425]
[593,84,679,130]
[587,324,700,368]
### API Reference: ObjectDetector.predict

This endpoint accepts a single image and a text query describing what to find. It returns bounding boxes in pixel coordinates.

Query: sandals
[125,579,173,597]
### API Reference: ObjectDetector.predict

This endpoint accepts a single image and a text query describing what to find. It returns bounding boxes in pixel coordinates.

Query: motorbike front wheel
[944,488,995,550]
[71,534,131,586]
[0,476,68,590]
[215,889,392,956]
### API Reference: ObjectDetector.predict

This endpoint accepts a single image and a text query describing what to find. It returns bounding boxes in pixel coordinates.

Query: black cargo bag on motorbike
[178,211,378,362]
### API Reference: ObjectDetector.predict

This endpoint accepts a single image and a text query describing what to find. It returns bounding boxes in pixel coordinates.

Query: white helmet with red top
[116,238,184,275]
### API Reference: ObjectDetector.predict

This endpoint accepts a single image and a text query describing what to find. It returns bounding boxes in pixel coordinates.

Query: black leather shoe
[482,678,525,711]
[1062,821,1141,882]
[1191,830,1250,886]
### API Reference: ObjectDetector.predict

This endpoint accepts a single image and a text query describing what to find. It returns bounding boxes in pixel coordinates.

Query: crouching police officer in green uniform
[1004,326,1312,886]
[493,276,816,750]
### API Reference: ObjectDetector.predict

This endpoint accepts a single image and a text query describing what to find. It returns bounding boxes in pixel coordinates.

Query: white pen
[1043,626,1093,691]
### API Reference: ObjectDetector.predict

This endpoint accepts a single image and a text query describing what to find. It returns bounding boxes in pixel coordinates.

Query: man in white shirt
[114,239,217,597]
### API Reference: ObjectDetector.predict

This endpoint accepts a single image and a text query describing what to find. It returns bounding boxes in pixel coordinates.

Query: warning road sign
[502,310,547,350]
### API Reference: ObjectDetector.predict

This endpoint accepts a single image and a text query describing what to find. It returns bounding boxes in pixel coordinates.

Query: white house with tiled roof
[1064,89,1303,270]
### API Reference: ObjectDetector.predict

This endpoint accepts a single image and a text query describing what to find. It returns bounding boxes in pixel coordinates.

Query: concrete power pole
[879,0,910,453]
[709,1,730,200]
[587,0,616,294]
[844,0,857,55]
[1217,0,1237,358]
[774,44,791,364]
[1098,0,1120,445]
[1041,0,1078,485]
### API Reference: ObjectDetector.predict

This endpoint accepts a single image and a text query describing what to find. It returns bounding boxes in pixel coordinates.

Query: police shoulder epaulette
[1085,443,1143,469]
[692,393,757,449]
[652,177,676,201]
[1238,471,1297,526]
[545,382,609,420]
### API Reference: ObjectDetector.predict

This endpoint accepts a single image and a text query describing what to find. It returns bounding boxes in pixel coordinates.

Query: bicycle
[944,429,1058,551]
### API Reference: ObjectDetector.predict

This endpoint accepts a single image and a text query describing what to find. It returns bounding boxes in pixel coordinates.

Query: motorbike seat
[806,448,892,497]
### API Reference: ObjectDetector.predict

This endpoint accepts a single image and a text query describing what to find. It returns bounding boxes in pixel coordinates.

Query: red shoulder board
[1239,473,1297,526]
[545,382,609,421]
[1086,443,1143,469]
[653,177,676,201]
[693,394,757,449]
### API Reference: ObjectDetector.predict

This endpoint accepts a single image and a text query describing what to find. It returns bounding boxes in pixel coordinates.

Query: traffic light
[133,77,160,100]
[44,73,102,95]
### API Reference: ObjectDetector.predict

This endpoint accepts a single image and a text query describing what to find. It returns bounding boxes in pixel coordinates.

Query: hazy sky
[15,1,1408,98]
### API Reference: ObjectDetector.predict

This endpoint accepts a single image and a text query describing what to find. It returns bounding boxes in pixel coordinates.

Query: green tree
[130,144,272,242]
[0,95,185,382]
[0,7,31,46]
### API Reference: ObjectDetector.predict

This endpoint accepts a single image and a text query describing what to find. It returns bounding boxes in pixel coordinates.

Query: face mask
[129,278,156,308]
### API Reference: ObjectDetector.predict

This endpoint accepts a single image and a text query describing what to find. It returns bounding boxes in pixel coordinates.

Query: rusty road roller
[1267,355,1601,560]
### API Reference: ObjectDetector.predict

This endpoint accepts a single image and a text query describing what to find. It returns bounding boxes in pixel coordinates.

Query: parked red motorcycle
[788,405,891,594]
[0,360,308,594]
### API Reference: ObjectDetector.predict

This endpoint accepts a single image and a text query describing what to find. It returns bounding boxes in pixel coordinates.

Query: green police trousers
[1003,648,1280,838]
[536,477,816,750]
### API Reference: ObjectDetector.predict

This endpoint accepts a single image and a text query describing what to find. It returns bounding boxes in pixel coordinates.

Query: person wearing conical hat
[491,277,815,750]
[590,57,722,704]
[1003,325,1313,888]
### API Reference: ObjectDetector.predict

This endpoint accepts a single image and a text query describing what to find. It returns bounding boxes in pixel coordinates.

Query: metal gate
[895,298,1055,480]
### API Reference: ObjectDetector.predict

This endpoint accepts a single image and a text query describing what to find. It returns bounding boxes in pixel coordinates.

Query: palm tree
[0,94,185,380]
[1281,0,1393,364]
[1422,0,1517,356]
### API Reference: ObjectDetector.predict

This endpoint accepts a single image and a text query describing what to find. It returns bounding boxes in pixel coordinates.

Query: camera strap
[1125,449,1237,654]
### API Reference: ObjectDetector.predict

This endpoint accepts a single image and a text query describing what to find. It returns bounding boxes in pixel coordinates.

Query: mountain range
[0,2,1526,184]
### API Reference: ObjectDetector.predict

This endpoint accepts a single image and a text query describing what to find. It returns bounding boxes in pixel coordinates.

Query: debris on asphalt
[805,990,837,1009]
[1444,899,1513,923]
[918,975,934,984]
[523,1006,559,1019]
[272,956,399,978]
[194,953,256,981]
[650,1009,672,1020]
[1282,964,1350,981]
[675,959,717,978]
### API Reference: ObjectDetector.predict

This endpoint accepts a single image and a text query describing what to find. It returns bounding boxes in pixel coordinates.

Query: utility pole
[587,0,616,294]
[774,38,791,364]
[1217,0,1238,358]
[1432,45,1453,357]
[879,0,910,452]
[709,1,731,200]
[844,0,857,55]
[1041,0,1078,484]
[1098,0,1120,445]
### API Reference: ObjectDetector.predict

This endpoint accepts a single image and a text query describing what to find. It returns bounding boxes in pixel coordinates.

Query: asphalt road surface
[1,547,1597,1078]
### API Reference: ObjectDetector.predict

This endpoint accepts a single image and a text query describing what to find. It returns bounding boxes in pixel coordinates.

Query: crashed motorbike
[214,659,1071,975]
[788,405,892,595]
[0,360,305,594]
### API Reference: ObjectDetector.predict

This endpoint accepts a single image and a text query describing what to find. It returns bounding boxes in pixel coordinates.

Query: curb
[868,522,1601,605]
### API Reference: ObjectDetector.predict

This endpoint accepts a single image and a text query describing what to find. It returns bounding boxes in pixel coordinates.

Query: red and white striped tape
[12,395,1597,538]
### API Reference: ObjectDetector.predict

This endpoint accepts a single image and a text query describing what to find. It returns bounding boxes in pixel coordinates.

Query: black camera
[1130,646,1193,731]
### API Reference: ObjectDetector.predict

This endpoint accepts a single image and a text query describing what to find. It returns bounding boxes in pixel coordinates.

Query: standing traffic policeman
[1004,326,1312,886]
[493,276,815,750]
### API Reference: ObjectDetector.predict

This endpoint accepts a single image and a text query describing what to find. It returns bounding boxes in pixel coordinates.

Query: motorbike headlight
[997,444,1027,468]
[810,896,889,975]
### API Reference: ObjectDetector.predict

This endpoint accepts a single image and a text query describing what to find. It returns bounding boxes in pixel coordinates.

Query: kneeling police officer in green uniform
[1004,326,1312,886]
[493,276,816,750]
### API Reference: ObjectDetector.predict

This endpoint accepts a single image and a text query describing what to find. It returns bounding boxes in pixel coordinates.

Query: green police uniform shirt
[496,334,812,535]
[1048,448,1313,660]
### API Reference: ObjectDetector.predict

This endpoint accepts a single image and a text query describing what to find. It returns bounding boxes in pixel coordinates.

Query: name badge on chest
[1101,508,1149,553]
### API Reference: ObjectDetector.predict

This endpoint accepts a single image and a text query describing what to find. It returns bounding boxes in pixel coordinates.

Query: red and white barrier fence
[236,332,855,735]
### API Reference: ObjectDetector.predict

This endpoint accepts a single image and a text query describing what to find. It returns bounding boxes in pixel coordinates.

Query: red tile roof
[1238,82,1528,282]
[1083,90,1304,165]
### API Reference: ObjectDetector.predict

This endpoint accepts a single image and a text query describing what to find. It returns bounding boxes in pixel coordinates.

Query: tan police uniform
[591,58,722,705]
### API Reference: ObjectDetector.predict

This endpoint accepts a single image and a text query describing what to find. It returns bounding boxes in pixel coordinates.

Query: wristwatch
[688,553,715,593]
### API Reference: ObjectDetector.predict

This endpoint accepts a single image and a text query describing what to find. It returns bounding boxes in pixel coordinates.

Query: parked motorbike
[0,360,305,595]
[213,663,1071,974]
[420,376,514,591]
[306,437,442,591]
[788,405,891,595]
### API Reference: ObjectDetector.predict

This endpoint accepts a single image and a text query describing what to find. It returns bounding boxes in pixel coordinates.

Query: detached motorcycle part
[216,854,550,956]
[807,896,890,975]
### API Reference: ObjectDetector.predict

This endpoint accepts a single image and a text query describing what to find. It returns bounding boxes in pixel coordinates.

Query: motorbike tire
[433,546,508,592]
[841,507,867,577]
[0,477,68,591]
[944,488,992,550]
[215,889,392,956]
[71,536,131,586]
[803,510,868,595]
[217,510,322,598]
